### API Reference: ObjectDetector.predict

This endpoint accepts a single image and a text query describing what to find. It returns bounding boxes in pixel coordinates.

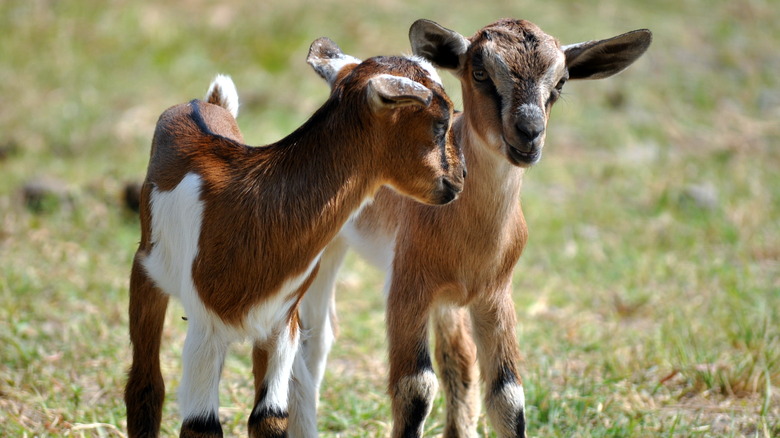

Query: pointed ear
[367,74,432,111]
[307,37,362,87]
[409,19,470,72]
[563,29,653,80]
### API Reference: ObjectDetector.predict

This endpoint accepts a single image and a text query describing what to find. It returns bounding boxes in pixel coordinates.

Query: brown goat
[124,37,466,438]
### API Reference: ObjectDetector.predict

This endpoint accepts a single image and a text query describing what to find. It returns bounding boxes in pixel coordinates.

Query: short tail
[204,74,239,118]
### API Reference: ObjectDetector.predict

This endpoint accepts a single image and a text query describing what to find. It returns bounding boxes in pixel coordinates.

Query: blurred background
[0,0,777,436]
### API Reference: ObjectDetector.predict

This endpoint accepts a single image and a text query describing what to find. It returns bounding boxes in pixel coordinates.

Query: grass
[1,0,778,436]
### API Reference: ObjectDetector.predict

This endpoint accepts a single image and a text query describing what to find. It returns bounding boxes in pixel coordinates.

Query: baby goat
[124,37,465,438]
[296,19,652,437]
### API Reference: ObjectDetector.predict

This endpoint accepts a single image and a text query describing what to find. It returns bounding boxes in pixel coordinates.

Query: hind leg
[298,238,348,395]
[178,317,229,437]
[125,256,170,438]
[249,322,308,438]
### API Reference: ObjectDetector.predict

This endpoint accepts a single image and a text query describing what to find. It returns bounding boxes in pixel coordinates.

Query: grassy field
[1,0,778,436]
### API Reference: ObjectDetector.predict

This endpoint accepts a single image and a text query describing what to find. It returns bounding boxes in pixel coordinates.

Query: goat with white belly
[297,19,652,437]
[124,37,465,438]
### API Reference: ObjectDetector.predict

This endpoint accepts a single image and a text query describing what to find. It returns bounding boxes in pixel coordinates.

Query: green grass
[1,0,778,436]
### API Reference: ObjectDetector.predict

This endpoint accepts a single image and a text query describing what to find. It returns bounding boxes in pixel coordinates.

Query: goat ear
[367,74,432,110]
[563,29,652,80]
[307,37,362,87]
[409,19,470,71]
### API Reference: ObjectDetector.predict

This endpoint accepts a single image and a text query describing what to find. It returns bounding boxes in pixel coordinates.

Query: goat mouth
[437,177,462,204]
[503,136,541,167]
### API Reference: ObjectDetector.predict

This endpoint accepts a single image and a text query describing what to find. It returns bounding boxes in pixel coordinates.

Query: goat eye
[472,69,488,82]
[549,77,567,103]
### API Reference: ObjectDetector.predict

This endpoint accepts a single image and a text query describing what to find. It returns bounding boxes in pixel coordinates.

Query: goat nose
[516,117,545,144]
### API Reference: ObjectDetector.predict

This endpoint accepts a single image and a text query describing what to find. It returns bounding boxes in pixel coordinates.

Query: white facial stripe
[406,55,443,86]
[487,51,517,100]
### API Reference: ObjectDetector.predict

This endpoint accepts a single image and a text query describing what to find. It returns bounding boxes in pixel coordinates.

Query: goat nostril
[462,168,467,180]
[516,120,545,142]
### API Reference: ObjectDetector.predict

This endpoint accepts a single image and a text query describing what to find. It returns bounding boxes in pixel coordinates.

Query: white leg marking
[178,320,229,420]
[254,324,299,415]
[288,349,318,438]
[395,370,439,435]
[396,369,439,405]
[487,381,526,436]
[298,238,349,391]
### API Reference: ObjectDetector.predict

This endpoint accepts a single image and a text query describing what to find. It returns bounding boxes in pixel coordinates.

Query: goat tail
[204,74,239,119]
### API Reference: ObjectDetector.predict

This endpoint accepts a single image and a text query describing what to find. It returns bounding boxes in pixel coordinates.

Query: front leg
[432,304,479,438]
[470,288,526,438]
[298,238,348,395]
[386,278,438,438]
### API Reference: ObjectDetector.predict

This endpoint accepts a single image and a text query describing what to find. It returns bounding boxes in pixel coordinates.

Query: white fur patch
[396,369,439,402]
[318,54,362,87]
[205,74,239,118]
[330,54,362,76]
[254,324,298,413]
[288,350,318,438]
[178,318,228,420]
[487,381,526,436]
[407,55,443,86]
[341,219,395,272]
[142,173,204,302]
[297,238,349,390]
[394,370,439,434]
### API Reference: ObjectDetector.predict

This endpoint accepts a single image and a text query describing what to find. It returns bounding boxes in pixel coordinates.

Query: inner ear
[563,29,652,80]
[306,37,362,87]
[367,74,432,110]
[409,19,470,71]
